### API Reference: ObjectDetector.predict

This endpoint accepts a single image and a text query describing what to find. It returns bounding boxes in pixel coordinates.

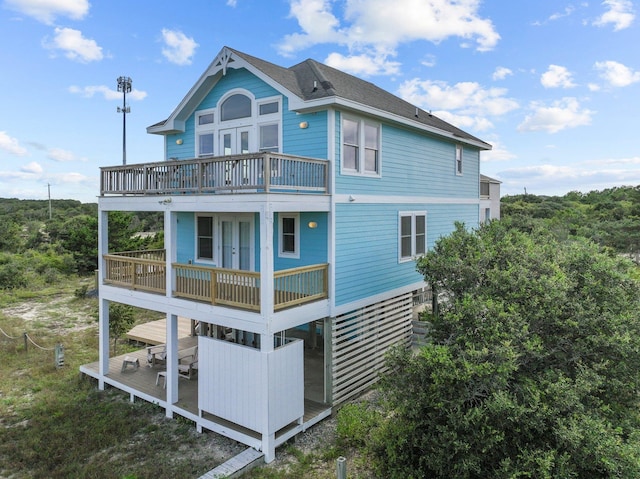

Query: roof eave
[289,97,492,150]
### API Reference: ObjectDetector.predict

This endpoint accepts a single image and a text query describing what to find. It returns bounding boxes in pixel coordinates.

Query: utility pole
[117,76,132,165]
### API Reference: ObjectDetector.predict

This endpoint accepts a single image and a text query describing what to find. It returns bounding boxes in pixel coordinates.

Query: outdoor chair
[147,344,167,367]
[178,346,198,379]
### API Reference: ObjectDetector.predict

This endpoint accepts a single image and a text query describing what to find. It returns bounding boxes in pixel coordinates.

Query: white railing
[100,153,328,196]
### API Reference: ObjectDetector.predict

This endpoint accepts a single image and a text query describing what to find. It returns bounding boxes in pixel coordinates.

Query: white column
[259,205,275,318]
[260,332,275,463]
[98,298,110,383]
[164,210,176,298]
[166,313,179,413]
[98,209,110,382]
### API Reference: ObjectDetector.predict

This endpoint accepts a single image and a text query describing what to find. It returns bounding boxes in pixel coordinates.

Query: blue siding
[333,111,480,198]
[176,212,195,263]
[273,212,328,271]
[283,102,328,159]
[334,202,478,306]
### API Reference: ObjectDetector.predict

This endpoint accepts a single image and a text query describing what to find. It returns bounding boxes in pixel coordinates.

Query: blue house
[81,46,492,462]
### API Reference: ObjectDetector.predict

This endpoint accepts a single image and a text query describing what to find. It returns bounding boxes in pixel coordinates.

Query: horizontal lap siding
[274,212,328,271]
[334,112,480,198]
[335,202,478,306]
[283,104,327,159]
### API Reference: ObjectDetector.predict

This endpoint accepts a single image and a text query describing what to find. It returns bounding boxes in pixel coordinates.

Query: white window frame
[341,114,381,177]
[455,144,463,176]
[195,108,216,157]
[195,213,216,263]
[279,213,300,259]
[398,211,427,263]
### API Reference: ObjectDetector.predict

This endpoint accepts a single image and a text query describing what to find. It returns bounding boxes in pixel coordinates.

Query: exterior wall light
[308,221,318,229]
[299,121,309,129]
[176,139,183,145]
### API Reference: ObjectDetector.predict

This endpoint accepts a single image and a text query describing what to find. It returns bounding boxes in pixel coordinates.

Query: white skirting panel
[198,336,304,434]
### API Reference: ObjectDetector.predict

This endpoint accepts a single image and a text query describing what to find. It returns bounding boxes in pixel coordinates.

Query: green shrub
[336,402,381,448]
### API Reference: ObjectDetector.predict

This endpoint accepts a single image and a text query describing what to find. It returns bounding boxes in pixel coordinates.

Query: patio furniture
[156,371,167,388]
[178,346,198,380]
[121,356,139,372]
[147,344,167,367]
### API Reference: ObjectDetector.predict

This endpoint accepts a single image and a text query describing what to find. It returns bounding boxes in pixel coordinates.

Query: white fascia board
[147,48,305,136]
[289,96,492,151]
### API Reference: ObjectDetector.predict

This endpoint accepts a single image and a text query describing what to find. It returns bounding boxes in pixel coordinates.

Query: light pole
[117,76,132,165]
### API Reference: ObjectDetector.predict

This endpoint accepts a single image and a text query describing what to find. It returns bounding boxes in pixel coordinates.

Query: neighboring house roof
[481,174,502,184]
[148,46,491,150]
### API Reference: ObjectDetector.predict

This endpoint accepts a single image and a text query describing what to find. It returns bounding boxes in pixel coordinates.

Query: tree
[369,220,640,478]
[109,303,135,355]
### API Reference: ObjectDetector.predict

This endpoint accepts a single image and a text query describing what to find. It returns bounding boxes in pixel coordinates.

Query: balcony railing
[103,252,328,312]
[100,153,329,196]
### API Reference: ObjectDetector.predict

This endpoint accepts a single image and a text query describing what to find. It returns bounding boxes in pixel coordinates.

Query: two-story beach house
[80,46,492,462]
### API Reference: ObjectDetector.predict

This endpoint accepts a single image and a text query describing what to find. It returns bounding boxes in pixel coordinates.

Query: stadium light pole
[117,76,132,165]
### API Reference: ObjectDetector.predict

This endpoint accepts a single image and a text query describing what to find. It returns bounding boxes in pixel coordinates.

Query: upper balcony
[100,153,329,196]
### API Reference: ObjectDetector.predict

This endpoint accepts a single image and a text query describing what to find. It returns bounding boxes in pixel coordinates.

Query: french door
[219,215,253,271]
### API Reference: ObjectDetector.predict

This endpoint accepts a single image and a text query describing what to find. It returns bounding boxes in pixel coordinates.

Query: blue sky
[1,0,639,203]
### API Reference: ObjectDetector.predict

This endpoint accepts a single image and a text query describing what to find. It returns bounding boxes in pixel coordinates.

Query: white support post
[164,210,176,299]
[166,313,179,413]
[260,332,275,463]
[259,205,275,319]
[98,298,110,384]
[97,209,110,384]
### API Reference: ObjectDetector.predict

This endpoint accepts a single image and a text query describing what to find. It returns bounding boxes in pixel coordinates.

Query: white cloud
[518,97,594,134]
[480,137,516,162]
[593,0,635,30]
[69,85,148,101]
[541,65,576,88]
[226,0,237,6]
[43,27,103,63]
[492,66,513,81]
[549,6,576,21]
[4,0,89,24]
[398,79,519,117]
[324,51,400,76]
[278,0,500,67]
[0,131,28,156]
[434,111,495,131]
[594,60,640,87]
[21,161,43,174]
[161,28,198,65]
[47,147,75,162]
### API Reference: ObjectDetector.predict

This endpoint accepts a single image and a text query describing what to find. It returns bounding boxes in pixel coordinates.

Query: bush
[369,220,640,478]
[336,402,381,448]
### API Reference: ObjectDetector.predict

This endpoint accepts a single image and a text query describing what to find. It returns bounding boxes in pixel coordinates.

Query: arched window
[220,94,251,121]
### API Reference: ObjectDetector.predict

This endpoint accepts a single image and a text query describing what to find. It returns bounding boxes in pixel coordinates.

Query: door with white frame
[220,127,252,186]
[219,215,253,271]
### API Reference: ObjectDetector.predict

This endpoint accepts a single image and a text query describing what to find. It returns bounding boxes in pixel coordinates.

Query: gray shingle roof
[229,47,490,149]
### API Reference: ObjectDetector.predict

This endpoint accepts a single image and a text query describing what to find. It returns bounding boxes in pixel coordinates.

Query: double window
[399,212,426,262]
[342,116,380,175]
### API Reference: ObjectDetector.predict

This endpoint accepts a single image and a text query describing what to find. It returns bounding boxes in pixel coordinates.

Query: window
[480,180,490,197]
[221,94,251,121]
[196,109,215,156]
[259,102,279,115]
[399,212,426,262]
[279,213,300,258]
[456,144,463,175]
[259,124,279,152]
[196,215,215,261]
[342,116,380,175]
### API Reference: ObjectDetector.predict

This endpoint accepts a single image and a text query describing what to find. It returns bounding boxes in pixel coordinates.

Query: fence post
[336,456,347,479]
[55,343,65,369]
[23,332,28,353]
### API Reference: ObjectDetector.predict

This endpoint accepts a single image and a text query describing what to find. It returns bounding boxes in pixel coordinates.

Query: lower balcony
[103,250,328,312]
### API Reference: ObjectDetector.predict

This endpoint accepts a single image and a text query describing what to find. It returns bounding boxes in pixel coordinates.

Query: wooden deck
[126,317,193,345]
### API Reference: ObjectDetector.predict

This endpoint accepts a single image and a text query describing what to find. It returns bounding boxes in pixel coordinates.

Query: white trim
[195,107,216,157]
[278,213,300,259]
[332,281,427,317]
[398,211,427,263]
[340,113,381,177]
[195,213,216,264]
[333,194,479,204]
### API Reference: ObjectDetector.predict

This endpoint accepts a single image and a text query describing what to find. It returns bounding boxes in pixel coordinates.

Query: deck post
[98,298,110,383]
[166,313,179,411]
